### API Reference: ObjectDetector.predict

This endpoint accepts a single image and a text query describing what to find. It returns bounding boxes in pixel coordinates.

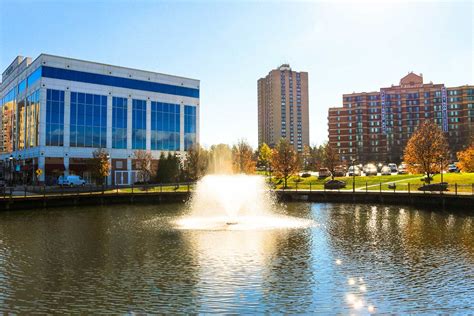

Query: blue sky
[1,0,472,148]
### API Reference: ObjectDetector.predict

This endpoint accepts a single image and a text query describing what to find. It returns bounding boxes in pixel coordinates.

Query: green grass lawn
[266,172,474,193]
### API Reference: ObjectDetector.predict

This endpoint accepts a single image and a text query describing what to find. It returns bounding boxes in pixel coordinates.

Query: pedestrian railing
[0,181,473,200]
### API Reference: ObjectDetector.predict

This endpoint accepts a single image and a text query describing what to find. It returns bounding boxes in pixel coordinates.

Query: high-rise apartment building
[258,64,309,152]
[328,73,474,164]
[0,54,200,185]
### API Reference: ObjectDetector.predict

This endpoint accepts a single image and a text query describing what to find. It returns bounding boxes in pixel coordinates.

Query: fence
[0,181,473,199]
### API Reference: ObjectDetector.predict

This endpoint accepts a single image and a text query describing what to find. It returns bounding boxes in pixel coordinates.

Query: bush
[301,173,311,178]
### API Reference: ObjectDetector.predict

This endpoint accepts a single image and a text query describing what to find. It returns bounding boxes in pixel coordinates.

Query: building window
[151,102,180,151]
[132,99,147,149]
[112,97,127,149]
[70,92,107,148]
[184,105,197,150]
[46,89,64,146]
[26,90,40,148]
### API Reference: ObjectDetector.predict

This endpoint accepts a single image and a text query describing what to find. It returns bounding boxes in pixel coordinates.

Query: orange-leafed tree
[89,149,111,185]
[403,120,449,183]
[322,142,340,180]
[271,139,299,188]
[457,142,474,172]
[232,140,256,174]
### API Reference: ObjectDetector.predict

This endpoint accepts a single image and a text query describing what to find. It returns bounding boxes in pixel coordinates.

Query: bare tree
[404,120,449,183]
[322,142,340,180]
[134,150,154,183]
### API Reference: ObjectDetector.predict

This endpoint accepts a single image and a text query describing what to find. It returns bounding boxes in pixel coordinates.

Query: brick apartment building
[328,73,474,164]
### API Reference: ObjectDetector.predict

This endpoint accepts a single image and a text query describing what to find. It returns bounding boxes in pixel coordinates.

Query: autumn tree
[183,144,209,181]
[299,145,312,171]
[89,149,111,185]
[258,143,273,176]
[403,120,449,183]
[271,139,299,188]
[232,140,256,174]
[322,142,340,180]
[457,142,474,172]
[134,150,154,183]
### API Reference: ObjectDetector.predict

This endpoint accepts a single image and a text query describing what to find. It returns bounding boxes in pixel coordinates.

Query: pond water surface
[0,203,473,314]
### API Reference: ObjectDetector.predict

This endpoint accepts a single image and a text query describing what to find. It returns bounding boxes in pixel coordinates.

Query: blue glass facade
[132,99,146,149]
[41,66,199,98]
[70,92,107,148]
[184,105,197,150]
[151,102,180,151]
[112,97,128,149]
[46,89,65,146]
[1,56,199,160]
[27,67,41,87]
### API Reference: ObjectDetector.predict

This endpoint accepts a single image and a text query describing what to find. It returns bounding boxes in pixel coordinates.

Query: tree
[208,143,233,174]
[232,140,256,174]
[258,143,273,176]
[300,145,312,171]
[156,152,181,183]
[403,120,449,183]
[309,144,325,170]
[457,142,474,172]
[271,139,299,188]
[183,144,208,181]
[89,149,111,185]
[134,150,154,183]
[322,142,340,180]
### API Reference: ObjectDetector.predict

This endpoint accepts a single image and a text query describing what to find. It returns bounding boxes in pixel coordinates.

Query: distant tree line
[87,120,473,186]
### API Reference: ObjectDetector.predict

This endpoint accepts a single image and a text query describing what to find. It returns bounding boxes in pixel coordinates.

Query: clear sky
[1,0,472,148]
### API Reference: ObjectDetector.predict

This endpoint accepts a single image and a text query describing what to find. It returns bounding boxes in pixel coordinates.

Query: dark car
[418,182,448,192]
[333,166,347,177]
[324,179,346,190]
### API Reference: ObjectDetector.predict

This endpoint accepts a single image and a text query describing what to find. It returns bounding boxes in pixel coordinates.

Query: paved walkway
[354,176,423,191]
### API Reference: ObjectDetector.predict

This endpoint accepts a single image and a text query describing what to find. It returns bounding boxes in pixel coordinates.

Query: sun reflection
[335,259,342,265]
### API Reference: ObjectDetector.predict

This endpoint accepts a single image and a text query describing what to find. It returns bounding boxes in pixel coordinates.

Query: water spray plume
[175,174,314,230]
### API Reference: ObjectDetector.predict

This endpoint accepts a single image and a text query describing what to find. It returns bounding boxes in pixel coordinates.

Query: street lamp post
[106,154,111,188]
[439,155,444,183]
[351,158,356,193]
[9,155,13,186]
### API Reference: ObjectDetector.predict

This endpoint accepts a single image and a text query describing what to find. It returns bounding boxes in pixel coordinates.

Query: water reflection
[0,203,472,313]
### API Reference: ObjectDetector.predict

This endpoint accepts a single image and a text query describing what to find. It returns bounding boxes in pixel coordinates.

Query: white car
[58,175,86,186]
[381,166,392,175]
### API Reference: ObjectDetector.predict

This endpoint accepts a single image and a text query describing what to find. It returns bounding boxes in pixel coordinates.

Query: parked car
[388,163,398,173]
[381,166,392,175]
[318,168,332,179]
[363,164,378,176]
[58,175,86,186]
[398,164,408,174]
[333,166,347,177]
[348,166,361,176]
[448,163,460,173]
[324,179,346,190]
[418,182,448,192]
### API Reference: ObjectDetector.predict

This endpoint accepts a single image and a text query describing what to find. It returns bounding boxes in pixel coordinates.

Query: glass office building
[0,54,200,185]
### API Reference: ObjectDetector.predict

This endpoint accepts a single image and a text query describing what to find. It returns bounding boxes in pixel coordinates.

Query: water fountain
[175,174,313,230]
